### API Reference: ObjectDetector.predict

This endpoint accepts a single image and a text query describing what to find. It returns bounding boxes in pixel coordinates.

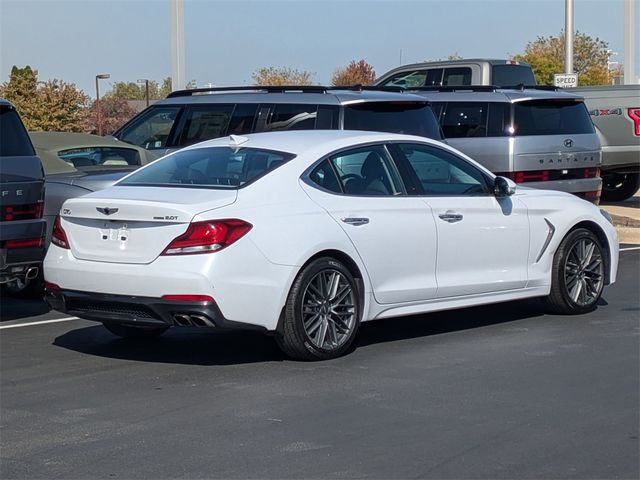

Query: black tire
[276,257,361,361]
[601,172,640,202]
[545,228,606,315]
[1,271,44,299]
[103,322,168,339]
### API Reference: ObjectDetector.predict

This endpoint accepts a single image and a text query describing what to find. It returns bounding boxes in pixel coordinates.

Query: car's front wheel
[103,322,168,339]
[276,257,361,360]
[545,228,606,314]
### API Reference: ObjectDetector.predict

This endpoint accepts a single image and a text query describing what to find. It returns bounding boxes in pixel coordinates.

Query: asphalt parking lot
[1,249,638,479]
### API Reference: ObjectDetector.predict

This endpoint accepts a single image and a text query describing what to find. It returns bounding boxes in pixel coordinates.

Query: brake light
[161,219,252,256]
[584,167,600,179]
[161,294,214,302]
[2,203,43,221]
[628,108,640,136]
[51,216,70,249]
[508,170,550,183]
[2,238,44,249]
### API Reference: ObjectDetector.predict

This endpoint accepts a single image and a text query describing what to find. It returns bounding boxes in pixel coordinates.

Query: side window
[430,102,445,121]
[329,146,404,196]
[487,102,511,137]
[264,104,318,131]
[228,104,258,135]
[443,67,472,86]
[117,106,182,150]
[440,102,488,138]
[309,160,342,193]
[425,68,444,86]
[397,143,490,196]
[382,70,427,88]
[179,105,234,146]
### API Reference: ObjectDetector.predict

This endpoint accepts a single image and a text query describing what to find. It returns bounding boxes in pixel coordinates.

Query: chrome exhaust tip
[173,314,192,326]
[25,267,39,281]
[189,315,215,327]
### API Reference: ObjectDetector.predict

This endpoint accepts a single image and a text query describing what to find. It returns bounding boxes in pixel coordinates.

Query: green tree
[252,67,314,86]
[331,59,376,86]
[0,66,89,131]
[514,31,612,86]
[85,96,137,135]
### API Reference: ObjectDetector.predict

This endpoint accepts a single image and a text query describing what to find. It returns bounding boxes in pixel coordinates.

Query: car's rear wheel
[276,257,360,360]
[545,228,605,314]
[601,172,640,202]
[103,322,168,339]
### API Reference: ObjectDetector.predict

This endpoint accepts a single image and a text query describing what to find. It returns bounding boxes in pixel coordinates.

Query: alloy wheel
[563,238,604,307]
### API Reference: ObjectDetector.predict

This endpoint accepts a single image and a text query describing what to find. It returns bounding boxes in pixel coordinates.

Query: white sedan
[44,130,619,360]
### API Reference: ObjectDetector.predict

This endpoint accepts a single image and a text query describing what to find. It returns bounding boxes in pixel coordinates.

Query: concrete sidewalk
[600,192,640,245]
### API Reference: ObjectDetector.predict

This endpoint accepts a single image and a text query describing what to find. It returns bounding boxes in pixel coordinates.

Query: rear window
[119,147,294,189]
[58,147,141,167]
[0,106,35,156]
[343,102,442,140]
[491,65,536,87]
[513,100,595,136]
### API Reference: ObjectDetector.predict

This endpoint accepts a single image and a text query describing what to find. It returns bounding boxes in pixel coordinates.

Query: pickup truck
[574,85,640,201]
[0,99,46,287]
[376,61,640,201]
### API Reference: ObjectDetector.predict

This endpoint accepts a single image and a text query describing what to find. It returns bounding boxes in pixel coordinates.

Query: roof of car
[29,132,142,151]
[409,87,584,103]
[156,87,429,106]
[0,98,14,108]
[381,59,531,69]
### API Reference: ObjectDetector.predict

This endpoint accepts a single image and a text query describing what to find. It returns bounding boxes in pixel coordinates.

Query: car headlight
[600,208,614,225]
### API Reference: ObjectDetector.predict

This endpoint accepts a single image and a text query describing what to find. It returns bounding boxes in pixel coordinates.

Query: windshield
[343,102,443,140]
[513,100,595,136]
[119,146,294,189]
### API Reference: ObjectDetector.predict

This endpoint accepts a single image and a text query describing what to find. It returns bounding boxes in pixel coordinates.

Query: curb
[611,214,640,229]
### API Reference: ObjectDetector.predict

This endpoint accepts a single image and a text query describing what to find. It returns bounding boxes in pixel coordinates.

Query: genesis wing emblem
[96,207,119,216]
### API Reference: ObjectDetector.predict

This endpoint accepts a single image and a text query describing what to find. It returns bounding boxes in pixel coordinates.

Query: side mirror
[494,176,516,197]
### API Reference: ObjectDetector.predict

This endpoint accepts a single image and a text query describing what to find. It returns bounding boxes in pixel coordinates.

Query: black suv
[112,86,443,156]
[0,99,46,287]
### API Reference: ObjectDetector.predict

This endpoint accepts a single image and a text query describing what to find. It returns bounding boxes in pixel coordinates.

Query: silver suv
[410,86,602,202]
[112,86,443,156]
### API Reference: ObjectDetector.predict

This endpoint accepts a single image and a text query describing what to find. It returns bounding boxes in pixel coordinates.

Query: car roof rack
[505,84,561,91]
[407,85,498,93]
[166,84,409,98]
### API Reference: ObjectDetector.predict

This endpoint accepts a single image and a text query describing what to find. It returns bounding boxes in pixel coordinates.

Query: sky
[0,0,638,97]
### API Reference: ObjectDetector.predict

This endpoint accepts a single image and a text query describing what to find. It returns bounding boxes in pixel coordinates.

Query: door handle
[438,211,463,223]
[341,217,369,226]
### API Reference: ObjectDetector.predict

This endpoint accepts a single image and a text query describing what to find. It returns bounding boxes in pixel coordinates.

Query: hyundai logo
[564,139,574,148]
[96,207,119,216]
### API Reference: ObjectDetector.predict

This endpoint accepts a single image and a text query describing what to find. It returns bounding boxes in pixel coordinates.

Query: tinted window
[343,102,442,140]
[120,147,293,189]
[117,106,181,150]
[309,160,341,193]
[513,100,595,136]
[382,71,427,88]
[425,69,444,86]
[487,103,511,136]
[264,104,318,131]
[441,102,488,138]
[179,105,234,146]
[397,143,489,196]
[0,107,34,156]
[58,147,141,167]
[329,146,403,196]
[442,67,472,86]
[228,104,258,135]
[491,65,536,87]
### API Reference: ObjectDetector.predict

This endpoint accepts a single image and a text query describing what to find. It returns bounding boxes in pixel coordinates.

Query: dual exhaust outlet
[172,313,215,328]
[0,266,39,285]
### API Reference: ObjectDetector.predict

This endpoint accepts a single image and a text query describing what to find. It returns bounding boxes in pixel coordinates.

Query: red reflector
[2,203,44,221]
[3,238,44,249]
[161,295,214,302]
[44,281,61,291]
[584,167,600,179]
[51,216,70,249]
[584,190,599,198]
[628,108,640,136]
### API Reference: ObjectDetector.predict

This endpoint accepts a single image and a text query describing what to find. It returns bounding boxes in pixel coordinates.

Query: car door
[391,142,530,298]
[300,144,438,305]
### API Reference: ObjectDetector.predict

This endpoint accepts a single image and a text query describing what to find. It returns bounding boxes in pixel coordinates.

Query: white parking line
[620,246,640,252]
[0,316,80,330]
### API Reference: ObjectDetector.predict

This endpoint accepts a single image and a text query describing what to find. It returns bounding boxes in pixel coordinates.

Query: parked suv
[0,99,46,286]
[112,86,444,155]
[409,86,602,202]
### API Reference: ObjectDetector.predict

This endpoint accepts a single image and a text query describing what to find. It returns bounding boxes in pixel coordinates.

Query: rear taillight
[51,216,70,249]
[44,281,61,291]
[628,108,640,136]
[1,238,44,249]
[161,219,252,256]
[2,203,44,221]
[161,294,214,302]
[505,170,550,183]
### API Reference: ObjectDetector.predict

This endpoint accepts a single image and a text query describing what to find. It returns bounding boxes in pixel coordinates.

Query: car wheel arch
[555,220,612,285]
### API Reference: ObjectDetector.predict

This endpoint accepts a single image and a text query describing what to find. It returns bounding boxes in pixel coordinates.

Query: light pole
[565,0,574,74]
[95,73,110,136]
[138,78,150,107]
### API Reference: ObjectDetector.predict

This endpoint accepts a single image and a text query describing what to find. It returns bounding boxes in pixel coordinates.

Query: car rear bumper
[44,288,267,332]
